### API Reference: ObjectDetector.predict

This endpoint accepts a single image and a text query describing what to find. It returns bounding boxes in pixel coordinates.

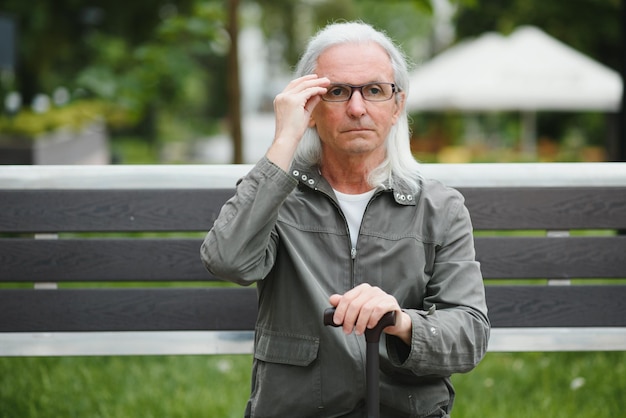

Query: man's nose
[346,89,367,116]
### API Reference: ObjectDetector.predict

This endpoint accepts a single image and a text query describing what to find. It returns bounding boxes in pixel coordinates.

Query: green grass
[0,355,252,418]
[452,351,626,417]
[1,351,624,417]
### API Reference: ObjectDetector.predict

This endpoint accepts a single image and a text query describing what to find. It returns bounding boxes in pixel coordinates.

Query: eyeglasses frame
[320,82,398,102]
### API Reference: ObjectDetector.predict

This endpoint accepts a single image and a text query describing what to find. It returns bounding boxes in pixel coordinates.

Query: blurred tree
[0,0,195,104]
[0,0,480,162]
[254,0,460,69]
[76,2,227,139]
[0,0,231,145]
[455,0,621,71]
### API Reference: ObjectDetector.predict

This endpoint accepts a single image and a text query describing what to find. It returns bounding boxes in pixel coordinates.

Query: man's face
[309,42,405,161]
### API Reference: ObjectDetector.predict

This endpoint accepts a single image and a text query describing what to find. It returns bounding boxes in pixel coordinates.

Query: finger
[366,298,400,331]
[273,77,328,124]
[304,94,322,115]
[281,75,329,98]
[351,287,400,335]
[336,284,371,335]
[353,299,376,336]
[353,290,392,335]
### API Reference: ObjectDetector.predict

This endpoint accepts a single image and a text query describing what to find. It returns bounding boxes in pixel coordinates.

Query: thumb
[329,294,342,307]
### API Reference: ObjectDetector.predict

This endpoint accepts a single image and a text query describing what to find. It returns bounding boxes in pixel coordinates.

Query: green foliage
[354,0,433,58]
[1,0,619,153]
[455,0,621,71]
[410,110,613,163]
[75,2,227,129]
[0,100,128,139]
[110,135,161,164]
[255,0,444,68]
[1,0,225,139]
[0,0,193,99]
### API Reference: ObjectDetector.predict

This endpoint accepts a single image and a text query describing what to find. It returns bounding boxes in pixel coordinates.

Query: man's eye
[329,87,348,96]
[365,85,383,96]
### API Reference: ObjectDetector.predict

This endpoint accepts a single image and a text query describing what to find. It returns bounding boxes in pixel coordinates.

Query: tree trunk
[227,0,243,164]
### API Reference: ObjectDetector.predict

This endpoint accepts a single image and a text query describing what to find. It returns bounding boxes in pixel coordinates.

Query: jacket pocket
[255,328,319,366]
[250,328,321,417]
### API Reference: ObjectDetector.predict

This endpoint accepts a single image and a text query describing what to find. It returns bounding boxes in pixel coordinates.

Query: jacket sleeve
[386,194,491,377]
[200,158,297,285]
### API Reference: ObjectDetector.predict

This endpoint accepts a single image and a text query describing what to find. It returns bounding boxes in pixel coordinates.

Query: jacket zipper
[350,191,381,288]
[317,187,382,289]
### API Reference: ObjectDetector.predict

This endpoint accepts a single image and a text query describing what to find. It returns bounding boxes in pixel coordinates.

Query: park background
[0,0,624,417]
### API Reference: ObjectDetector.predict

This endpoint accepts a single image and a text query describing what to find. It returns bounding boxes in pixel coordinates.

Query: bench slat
[2,187,625,233]
[486,285,626,327]
[0,238,218,282]
[0,288,258,332]
[2,236,624,282]
[0,189,233,233]
[476,236,626,279]
[459,187,626,230]
[1,285,624,332]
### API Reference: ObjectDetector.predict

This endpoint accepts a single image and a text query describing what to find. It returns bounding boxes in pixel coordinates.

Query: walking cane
[324,307,396,418]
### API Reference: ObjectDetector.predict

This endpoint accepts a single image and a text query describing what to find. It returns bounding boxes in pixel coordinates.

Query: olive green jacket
[201,157,490,418]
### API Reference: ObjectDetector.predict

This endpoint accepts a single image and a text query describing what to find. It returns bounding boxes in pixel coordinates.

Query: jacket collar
[289,163,417,206]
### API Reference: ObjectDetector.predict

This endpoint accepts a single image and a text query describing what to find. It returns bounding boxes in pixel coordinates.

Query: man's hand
[266,75,330,171]
[329,283,412,345]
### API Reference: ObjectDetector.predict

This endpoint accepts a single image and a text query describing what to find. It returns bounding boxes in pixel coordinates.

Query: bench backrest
[1,163,625,355]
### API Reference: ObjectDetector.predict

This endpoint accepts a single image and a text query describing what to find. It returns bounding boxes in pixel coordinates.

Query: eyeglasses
[321,82,398,102]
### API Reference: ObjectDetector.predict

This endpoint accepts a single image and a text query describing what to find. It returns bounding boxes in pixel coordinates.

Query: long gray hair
[293,21,422,192]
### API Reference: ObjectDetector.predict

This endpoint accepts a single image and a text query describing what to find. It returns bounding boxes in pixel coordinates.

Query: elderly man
[201,21,490,418]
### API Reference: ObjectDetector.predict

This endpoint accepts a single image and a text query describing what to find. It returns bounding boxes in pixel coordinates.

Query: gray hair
[293,21,422,191]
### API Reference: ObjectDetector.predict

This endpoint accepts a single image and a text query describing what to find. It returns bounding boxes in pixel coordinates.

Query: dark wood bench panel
[475,236,626,279]
[2,285,624,332]
[0,238,217,282]
[0,189,234,233]
[2,236,625,283]
[3,187,625,233]
[0,287,258,332]
[486,285,626,327]
[459,187,626,230]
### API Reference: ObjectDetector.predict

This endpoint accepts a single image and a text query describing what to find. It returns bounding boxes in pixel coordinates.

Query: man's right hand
[266,75,330,171]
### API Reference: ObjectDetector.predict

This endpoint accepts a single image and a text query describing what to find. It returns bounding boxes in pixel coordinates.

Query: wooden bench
[1,163,625,356]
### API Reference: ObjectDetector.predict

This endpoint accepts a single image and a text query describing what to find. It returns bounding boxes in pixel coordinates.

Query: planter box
[0,121,110,165]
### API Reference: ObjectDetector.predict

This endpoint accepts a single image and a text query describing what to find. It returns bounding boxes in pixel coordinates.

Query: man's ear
[308,115,316,128]
[391,91,406,125]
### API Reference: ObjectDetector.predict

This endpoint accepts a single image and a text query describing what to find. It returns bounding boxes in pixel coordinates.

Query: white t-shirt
[333,188,377,248]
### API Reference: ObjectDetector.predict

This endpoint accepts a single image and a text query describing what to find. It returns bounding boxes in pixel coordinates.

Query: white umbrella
[407,26,623,153]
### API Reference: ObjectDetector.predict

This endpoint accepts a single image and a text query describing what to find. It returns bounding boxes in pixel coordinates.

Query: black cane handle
[323,307,396,343]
